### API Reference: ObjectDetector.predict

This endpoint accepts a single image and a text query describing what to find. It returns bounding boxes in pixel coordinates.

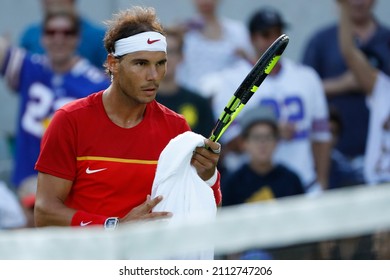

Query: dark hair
[164,26,184,54]
[103,6,165,54]
[43,5,80,35]
[248,6,286,34]
[242,120,279,140]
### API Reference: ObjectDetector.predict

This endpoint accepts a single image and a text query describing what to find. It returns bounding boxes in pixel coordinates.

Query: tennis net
[0,183,389,260]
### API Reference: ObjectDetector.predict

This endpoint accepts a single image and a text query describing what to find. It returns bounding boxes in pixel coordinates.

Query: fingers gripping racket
[208,34,289,143]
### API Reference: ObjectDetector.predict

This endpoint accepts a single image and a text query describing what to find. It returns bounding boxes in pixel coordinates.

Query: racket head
[209,34,289,143]
[235,34,289,104]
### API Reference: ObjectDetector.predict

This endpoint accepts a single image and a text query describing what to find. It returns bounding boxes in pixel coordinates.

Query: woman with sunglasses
[0,5,109,200]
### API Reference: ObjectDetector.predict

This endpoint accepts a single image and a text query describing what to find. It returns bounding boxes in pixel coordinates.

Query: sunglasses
[44,28,77,37]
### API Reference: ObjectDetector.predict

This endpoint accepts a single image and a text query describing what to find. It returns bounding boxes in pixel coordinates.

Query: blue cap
[249,6,287,33]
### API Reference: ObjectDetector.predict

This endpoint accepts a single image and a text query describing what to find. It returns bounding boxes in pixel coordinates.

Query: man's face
[113,51,167,104]
[42,15,79,65]
[345,0,375,23]
[42,0,74,11]
[251,26,282,57]
[244,123,277,164]
[193,0,218,15]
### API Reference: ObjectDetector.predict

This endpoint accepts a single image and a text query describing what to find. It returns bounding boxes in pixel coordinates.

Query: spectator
[321,0,390,255]
[20,0,107,69]
[0,181,26,229]
[221,106,303,260]
[201,6,332,192]
[156,27,215,137]
[338,0,390,184]
[328,106,365,189]
[222,106,304,206]
[0,6,110,191]
[17,176,37,227]
[176,0,254,95]
[302,0,390,180]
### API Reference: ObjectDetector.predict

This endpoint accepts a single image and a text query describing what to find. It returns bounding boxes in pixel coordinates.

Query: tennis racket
[208,34,289,143]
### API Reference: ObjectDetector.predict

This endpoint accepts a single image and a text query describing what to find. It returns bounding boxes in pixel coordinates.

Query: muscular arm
[34,172,172,227]
[191,138,222,206]
[34,172,75,227]
[323,71,360,97]
[338,0,378,94]
[191,139,221,181]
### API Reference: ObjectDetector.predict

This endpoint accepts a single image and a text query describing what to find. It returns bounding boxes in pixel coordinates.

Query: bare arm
[34,172,75,227]
[191,139,222,205]
[338,0,378,94]
[312,140,332,190]
[191,138,221,181]
[35,172,172,227]
[323,71,360,97]
[0,37,10,72]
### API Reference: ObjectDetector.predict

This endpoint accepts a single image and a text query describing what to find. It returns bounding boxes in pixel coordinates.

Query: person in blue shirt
[0,6,109,190]
[328,106,365,189]
[20,0,107,69]
[302,0,390,179]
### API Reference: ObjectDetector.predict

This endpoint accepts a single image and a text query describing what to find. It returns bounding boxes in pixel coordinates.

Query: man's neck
[200,15,222,40]
[250,161,274,175]
[102,86,147,128]
[50,56,79,73]
[352,16,377,42]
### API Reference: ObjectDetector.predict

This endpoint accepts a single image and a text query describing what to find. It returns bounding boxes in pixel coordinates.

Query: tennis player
[34,6,222,229]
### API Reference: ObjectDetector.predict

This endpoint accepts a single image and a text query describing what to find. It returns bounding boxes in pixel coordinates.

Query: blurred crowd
[0,0,389,260]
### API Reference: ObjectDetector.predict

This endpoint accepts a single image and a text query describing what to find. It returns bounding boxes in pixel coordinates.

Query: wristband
[71,210,107,227]
[210,172,222,206]
[204,168,218,186]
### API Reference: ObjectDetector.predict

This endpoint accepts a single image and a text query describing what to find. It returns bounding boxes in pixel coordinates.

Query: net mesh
[0,184,389,260]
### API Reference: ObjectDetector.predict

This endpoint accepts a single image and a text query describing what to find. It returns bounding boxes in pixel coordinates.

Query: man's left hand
[191,139,221,181]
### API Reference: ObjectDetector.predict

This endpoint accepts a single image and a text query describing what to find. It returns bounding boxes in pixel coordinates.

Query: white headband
[113,31,167,56]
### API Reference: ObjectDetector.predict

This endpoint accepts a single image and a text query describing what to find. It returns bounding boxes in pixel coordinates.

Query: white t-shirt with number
[248,59,330,188]
[200,58,331,188]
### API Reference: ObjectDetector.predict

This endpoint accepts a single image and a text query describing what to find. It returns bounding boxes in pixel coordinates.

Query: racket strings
[208,34,290,143]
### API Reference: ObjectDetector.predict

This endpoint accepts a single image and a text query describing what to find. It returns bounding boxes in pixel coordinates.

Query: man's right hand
[119,195,172,224]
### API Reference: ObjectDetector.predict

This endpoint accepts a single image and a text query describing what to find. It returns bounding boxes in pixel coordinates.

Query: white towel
[151,131,217,259]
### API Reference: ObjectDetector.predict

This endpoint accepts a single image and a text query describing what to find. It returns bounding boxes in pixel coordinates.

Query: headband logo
[147,38,161,44]
[114,32,167,56]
